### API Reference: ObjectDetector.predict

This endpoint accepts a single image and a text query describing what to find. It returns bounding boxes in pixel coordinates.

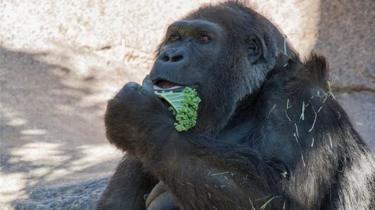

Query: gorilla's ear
[247,35,267,64]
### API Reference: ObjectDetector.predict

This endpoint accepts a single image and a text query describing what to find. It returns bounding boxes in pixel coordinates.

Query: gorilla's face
[150,19,224,89]
[149,15,269,134]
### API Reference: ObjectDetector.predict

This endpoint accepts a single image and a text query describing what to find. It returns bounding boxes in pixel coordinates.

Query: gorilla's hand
[146,182,180,210]
[104,82,175,157]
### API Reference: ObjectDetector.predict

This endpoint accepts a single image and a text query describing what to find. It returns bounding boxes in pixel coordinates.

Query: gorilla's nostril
[159,49,184,63]
[161,55,170,62]
[171,55,183,62]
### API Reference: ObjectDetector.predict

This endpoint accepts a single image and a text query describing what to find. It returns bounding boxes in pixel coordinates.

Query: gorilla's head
[149,2,296,134]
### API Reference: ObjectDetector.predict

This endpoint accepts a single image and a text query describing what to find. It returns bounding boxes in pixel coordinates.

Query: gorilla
[97,2,375,210]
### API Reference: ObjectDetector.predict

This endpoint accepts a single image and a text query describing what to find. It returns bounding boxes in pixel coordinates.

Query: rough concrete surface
[0,0,373,209]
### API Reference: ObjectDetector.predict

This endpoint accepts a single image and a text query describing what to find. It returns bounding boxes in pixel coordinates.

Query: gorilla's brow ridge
[167,20,222,36]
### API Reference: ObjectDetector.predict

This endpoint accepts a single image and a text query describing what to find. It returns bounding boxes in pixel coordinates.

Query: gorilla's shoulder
[270,53,331,94]
[303,53,330,91]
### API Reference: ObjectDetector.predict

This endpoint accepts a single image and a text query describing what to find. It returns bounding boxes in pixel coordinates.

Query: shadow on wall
[0,47,122,206]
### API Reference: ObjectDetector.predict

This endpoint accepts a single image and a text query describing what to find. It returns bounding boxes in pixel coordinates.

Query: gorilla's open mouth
[153,79,184,91]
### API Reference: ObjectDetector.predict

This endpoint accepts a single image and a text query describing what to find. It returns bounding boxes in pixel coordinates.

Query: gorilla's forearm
[131,131,284,209]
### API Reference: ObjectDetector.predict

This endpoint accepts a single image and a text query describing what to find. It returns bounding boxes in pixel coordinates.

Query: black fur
[97,2,375,210]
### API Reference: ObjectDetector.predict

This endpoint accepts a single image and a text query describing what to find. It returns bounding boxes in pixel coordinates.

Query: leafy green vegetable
[155,87,201,132]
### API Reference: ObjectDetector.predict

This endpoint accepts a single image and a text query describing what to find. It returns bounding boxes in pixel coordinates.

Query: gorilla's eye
[199,34,211,43]
[169,33,181,42]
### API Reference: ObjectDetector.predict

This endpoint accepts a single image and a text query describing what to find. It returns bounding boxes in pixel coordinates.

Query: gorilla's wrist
[133,124,178,165]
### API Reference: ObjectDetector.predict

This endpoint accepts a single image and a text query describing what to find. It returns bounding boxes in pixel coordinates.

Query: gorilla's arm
[104,83,285,209]
[147,132,284,209]
[97,157,157,210]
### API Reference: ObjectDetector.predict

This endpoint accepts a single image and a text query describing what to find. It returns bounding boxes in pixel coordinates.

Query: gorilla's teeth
[153,85,162,90]
[169,86,183,90]
[153,85,183,90]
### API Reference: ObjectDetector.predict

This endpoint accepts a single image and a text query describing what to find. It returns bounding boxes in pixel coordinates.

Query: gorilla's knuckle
[124,82,142,89]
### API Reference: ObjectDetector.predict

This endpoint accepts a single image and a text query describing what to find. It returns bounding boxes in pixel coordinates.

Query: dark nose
[158,49,184,63]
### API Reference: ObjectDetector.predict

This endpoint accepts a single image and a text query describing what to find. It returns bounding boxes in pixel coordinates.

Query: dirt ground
[0,47,124,206]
